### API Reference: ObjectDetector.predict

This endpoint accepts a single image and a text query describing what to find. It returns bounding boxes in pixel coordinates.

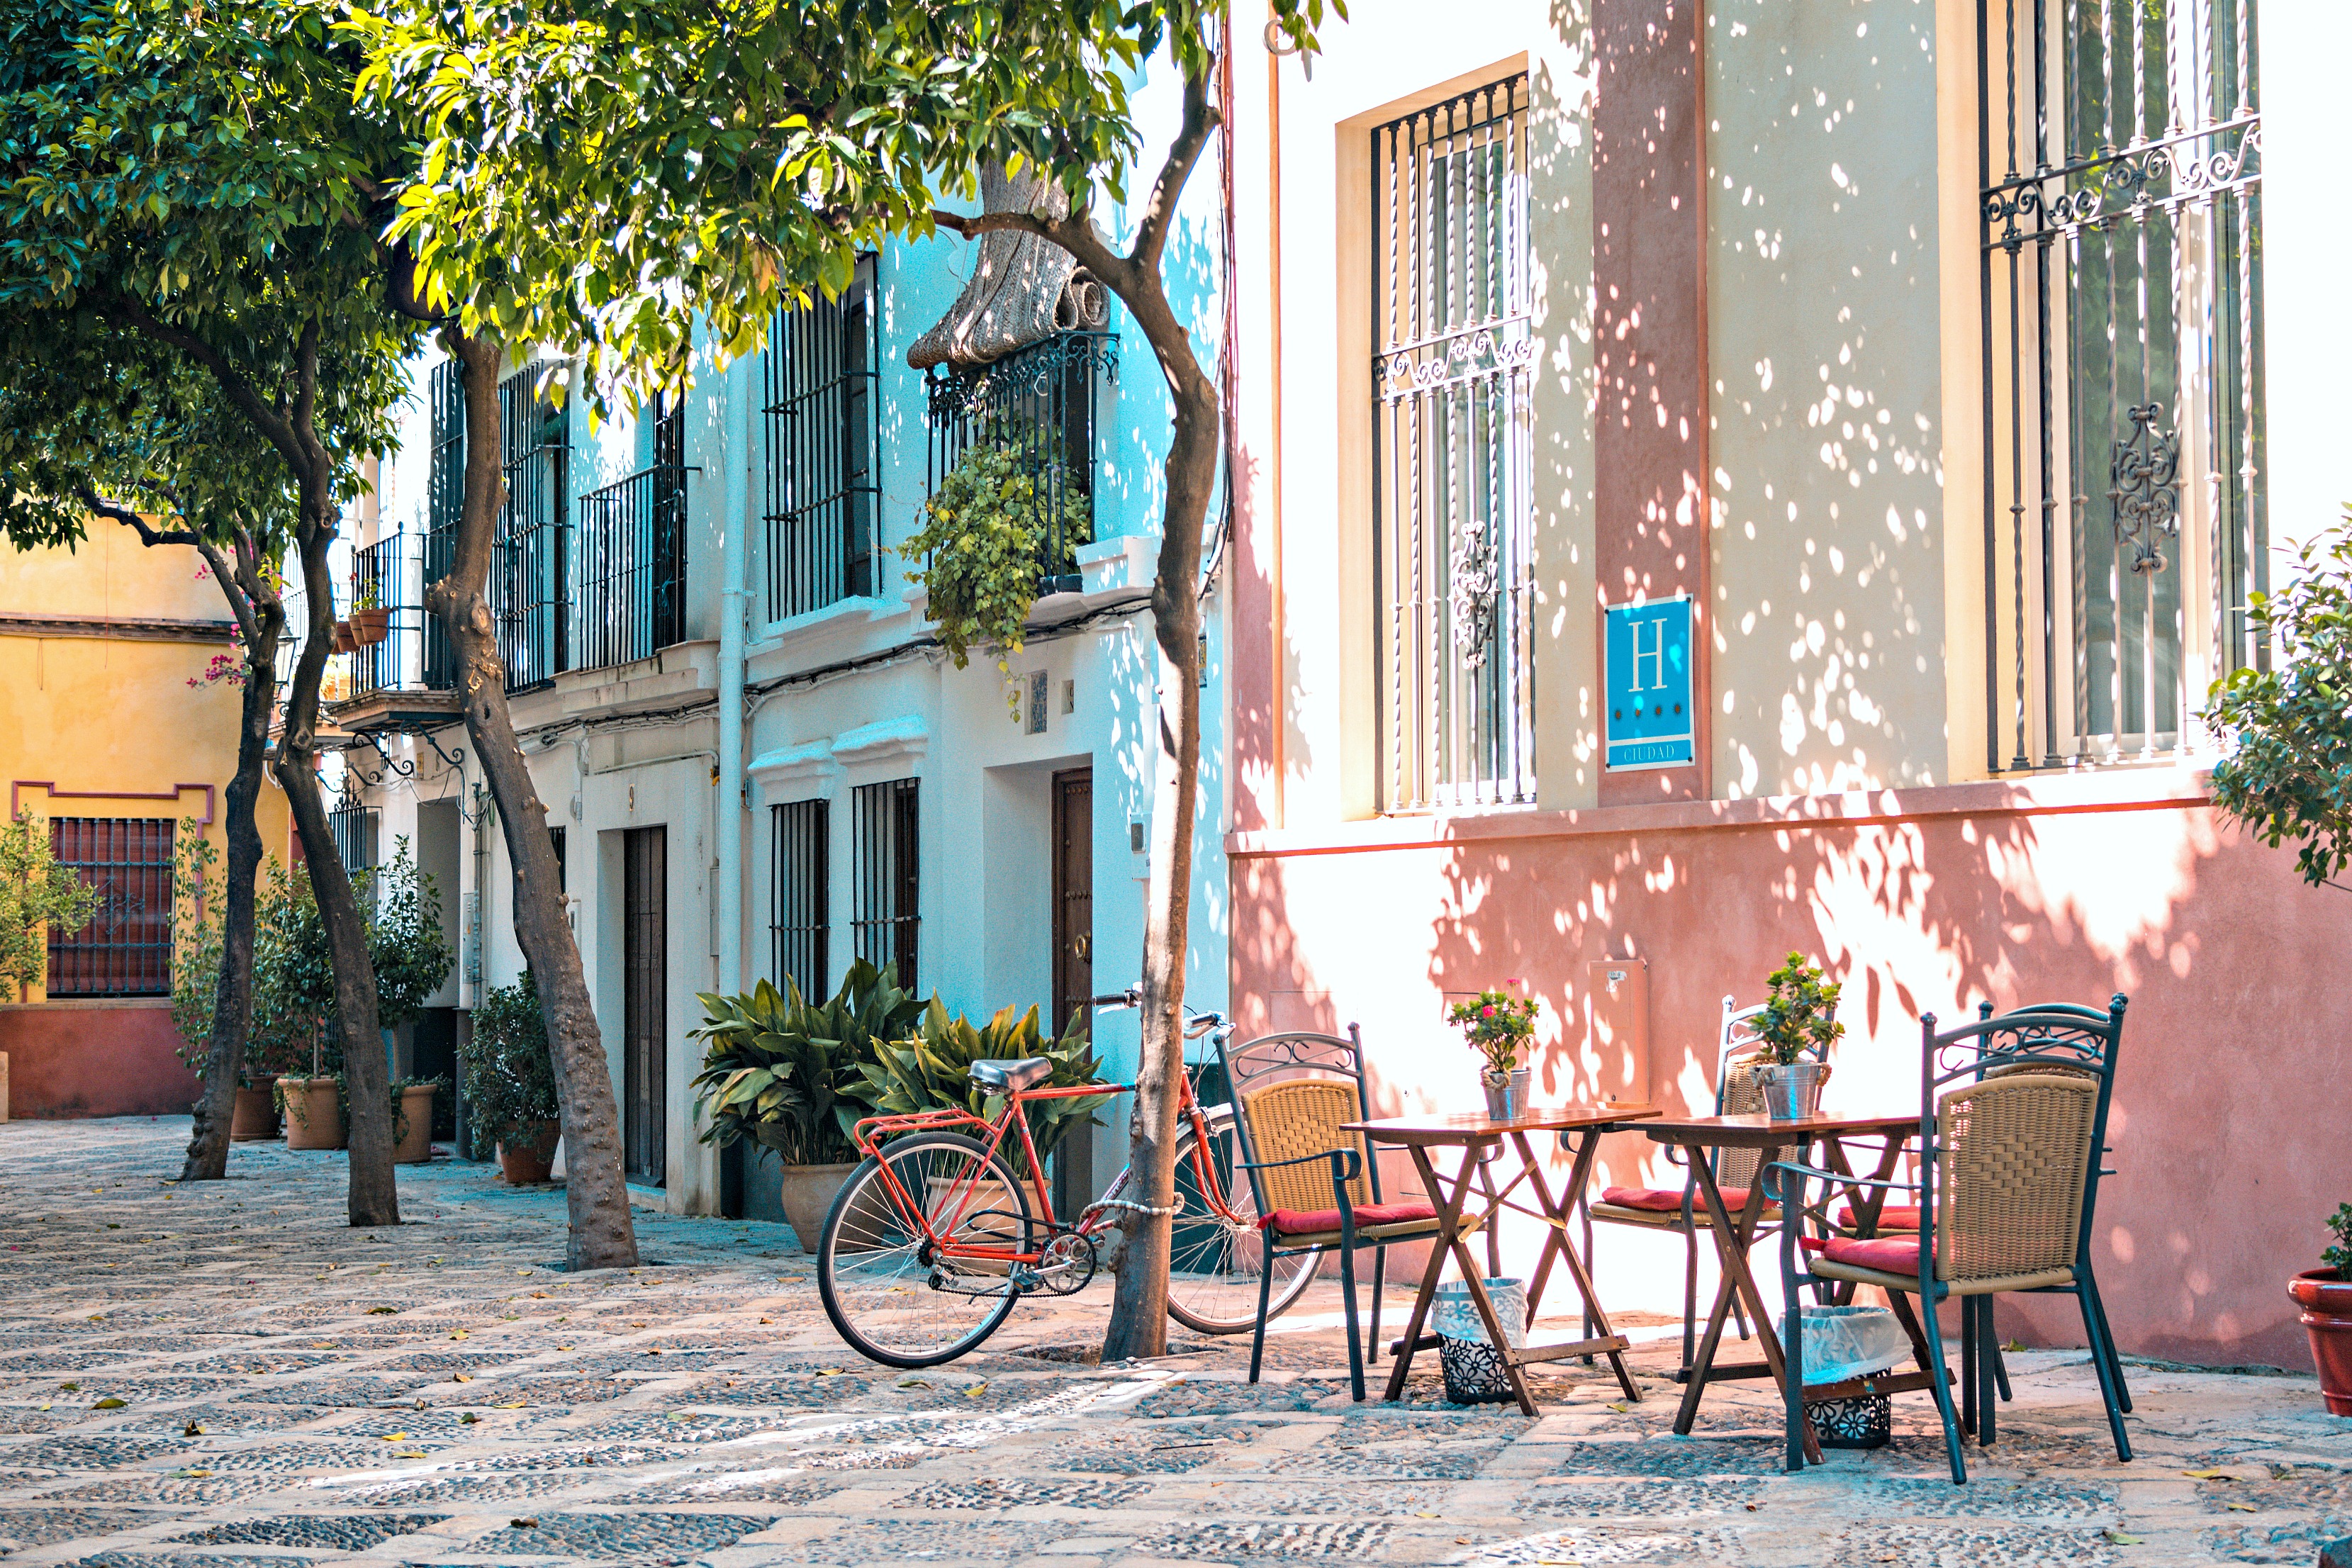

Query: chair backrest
[1916,997,2124,1279]
[1932,1073,2099,1282]
[1217,1027,1382,1216]
[1712,996,1817,1193]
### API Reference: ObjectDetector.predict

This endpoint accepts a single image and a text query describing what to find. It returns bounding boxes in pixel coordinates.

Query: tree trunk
[180,551,283,1182]
[430,330,638,1272]
[276,510,401,1226]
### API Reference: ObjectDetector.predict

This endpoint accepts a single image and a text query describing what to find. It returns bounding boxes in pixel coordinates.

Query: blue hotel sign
[1603,596,1694,771]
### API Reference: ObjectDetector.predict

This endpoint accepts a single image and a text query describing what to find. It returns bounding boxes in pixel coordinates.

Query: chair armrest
[1236,1148,1364,1182]
[1761,1158,1920,1193]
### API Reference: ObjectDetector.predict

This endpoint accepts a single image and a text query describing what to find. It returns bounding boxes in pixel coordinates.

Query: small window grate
[851,779,918,992]
[46,817,174,997]
[495,360,571,691]
[764,255,880,621]
[328,802,379,879]
[771,799,829,999]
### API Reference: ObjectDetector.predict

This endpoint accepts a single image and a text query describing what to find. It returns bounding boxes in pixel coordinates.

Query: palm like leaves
[690,961,926,1167]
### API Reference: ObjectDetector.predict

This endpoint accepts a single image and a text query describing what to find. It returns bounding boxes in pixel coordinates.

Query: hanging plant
[900,438,1091,669]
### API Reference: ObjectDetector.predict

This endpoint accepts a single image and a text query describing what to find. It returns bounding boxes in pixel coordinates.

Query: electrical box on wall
[1584,956,1650,1103]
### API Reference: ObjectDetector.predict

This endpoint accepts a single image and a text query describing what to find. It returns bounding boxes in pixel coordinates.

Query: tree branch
[1129,58,1219,272]
[195,534,264,650]
[931,207,1137,296]
[95,292,306,481]
[73,483,199,547]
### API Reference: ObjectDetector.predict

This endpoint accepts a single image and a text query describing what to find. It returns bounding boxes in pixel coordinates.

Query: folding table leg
[1513,1128,1639,1403]
[1381,1144,1477,1403]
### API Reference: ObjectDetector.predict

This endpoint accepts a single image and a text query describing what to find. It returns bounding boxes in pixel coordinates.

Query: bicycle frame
[844,1053,1250,1273]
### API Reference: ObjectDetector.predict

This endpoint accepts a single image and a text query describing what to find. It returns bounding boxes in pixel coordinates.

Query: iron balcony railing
[497,360,571,692]
[347,523,453,700]
[923,329,1117,595]
[578,463,691,671]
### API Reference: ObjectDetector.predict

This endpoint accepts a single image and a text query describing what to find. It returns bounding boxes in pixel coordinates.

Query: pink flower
[1480,1005,1496,1019]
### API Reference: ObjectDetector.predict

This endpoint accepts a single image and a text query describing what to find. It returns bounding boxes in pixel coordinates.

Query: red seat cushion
[1837,1203,1922,1232]
[1258,1201,1438,1236]
[1815,1234,1927,1274]
[1598,1185,1757,1214]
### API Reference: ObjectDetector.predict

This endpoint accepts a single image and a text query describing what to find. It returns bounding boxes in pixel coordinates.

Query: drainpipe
[715,354,749,998]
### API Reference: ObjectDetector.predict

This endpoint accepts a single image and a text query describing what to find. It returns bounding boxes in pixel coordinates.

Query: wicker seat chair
[1577,997,1818,1375]
[1825,996,2132,1415]
[1767,1006,2129,1484]
[1218,1027,1460,1401]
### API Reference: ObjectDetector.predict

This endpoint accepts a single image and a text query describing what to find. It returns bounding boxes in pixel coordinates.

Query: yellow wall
[1,518,293,1002]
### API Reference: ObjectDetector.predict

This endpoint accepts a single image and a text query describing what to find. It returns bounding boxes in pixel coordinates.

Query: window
[330,800,379,879]
[425,357,464,691]
[579,392,690,670]
[771,799,829,998]
[496,360,571,690]
[764,255,880,620]
[851,779,918,992]
[46,817,174,997]
[924,330,1116,595]
[549,825,566,895]
[1979,0,2262,768]
[1372,74,1537,812]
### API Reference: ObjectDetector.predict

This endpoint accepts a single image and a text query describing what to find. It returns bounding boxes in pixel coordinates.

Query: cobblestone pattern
[0,1116,2334,1567]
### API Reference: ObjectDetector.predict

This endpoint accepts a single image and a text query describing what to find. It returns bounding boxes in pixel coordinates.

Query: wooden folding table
[1638,1111,1935,1462]
[1344,1104,1658,1416]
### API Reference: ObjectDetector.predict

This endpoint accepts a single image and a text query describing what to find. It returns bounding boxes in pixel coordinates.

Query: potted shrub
[1753,952,1843,1120]
[1447,982,1540,1119]
[350,579,389,646]
[690,959,925,1250]
[166,828,285,1140]
[2289,1203,2352,1416]
[846,995,1116,1253]
[391,1075,444,1165]
[462,970,562,1183]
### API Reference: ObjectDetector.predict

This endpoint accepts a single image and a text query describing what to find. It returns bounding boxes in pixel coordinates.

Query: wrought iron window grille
[1978,0,2263,771]
[922,330,1119,597]
[771,799,829,999]
[495,360,573,693]
[765,256,882,622]
[425,358,466,690]
[46,817,174,997]
[1371,74,1538,813]
[851,778,919,993]
[329,799,380,880]
[579,394,690,672]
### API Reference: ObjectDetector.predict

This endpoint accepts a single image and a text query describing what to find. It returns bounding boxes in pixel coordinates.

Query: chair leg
[1681,1225,1699,1374]
[1922,1294,1968,1485]
[1248,1250,1276,1385]
[1370,1247,1386,1366]
[2077,1279,2133,1462]
[1781,1266,1808,1474]
[1339,1243,1365,1403]
[1959,1298,1978,1438]
[2084,1270,2134,1413]
[1992,1336,2013,1404]
[1976,1297,1998,1447]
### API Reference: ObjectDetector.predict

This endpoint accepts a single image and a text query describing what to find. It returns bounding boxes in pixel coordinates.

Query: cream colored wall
[1260,0,1596,824]
[3,515,226,623]
[1703,0,1951,799]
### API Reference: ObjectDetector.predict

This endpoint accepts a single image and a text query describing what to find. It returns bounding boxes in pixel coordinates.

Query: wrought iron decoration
[2110,404,2180,576]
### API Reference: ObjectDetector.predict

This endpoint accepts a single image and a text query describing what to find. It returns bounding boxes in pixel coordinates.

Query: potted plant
[1753,952,1844,1120]
[898,435,1092,672]
[391,1075,445,1165]
[461,970,562,1183]
[2289,1202,2352,1416]
[332,618,356,654]
[1447,982,1541,1119]
[846,995,1116,1252]
[350,578,389,646]
[165,828,284,1140]
[690,959,925,1250]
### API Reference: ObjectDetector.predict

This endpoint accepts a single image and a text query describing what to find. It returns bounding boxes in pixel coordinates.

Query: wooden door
[623,825,667,1185]
[1050,771,1094,1220]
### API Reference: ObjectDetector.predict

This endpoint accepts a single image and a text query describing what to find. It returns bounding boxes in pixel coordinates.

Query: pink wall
[1228,771,2343,1368]
[0,1004,201,1119]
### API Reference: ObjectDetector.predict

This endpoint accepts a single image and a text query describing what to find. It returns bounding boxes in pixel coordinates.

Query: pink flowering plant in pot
[1449,982,1542,1118]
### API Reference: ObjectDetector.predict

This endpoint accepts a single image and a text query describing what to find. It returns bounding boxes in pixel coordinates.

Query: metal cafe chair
[1217,1027,1455,1402]
[1767,1004,2129,1484]
[1576,997,1822,1375]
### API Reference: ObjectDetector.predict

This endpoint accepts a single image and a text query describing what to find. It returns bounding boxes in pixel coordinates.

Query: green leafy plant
[2324,1202,2352,1278]
[848,999,1115,1180]
[900,439,1092,669]
[250,859,337,1083]
[460,970,561,1160]
[1755,952,1845,1066]
[1446,982,1540,1080]
[368,838,454,1030]
[0,810,101,997]
[2208,510,2352,890]
[690,960,926,1166]
[169,822,228,1079]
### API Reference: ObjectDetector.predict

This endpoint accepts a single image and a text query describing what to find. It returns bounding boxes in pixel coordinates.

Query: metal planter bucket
[1433,1277,1528,1405]
[1757,1061,1827,1121]
[1481,1068,1533,1121]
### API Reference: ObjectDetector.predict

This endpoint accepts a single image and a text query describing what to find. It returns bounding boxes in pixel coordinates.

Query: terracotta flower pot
[2290,1268,2352,1416]
[393,1084,437,1165]
[498,1120,562,1185]
[332,620,356,654]
[230,1085,281,1142]
[279,1077,344,1150]
[773,1162,860,1254]
[351,607,391,646]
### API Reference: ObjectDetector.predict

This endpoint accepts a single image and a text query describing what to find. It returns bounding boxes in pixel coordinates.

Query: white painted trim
[747,738,844,805]
[829,714,930,768]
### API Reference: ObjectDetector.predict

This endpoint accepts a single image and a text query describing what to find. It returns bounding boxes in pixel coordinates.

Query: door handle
[1074,933,1090,961]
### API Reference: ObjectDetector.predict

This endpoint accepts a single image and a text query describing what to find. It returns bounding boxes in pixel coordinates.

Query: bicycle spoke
[819,1133,1031,1367]
[1163,1120,1325,1335]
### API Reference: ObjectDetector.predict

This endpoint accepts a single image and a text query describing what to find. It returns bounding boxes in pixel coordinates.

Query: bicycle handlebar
[1088,986,1227,1040]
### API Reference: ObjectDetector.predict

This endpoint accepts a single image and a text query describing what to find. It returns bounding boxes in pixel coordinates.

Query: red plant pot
[2289,1268,2352,1416]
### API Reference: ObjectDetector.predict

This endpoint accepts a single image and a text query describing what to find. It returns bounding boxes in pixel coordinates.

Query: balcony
[923,330,1118,595]
[320,524,461,737]
[578,463,691,671]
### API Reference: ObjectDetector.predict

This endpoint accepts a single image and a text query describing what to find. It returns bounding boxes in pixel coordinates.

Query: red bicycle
[814,992,1326,1367]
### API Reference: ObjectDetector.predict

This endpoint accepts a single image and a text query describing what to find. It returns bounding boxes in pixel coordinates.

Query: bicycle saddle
[970,1056,1053,1094]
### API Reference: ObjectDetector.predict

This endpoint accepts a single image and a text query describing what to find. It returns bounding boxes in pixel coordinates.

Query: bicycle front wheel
[817,1131,1034,1369]
[1164,1116,1325,1335]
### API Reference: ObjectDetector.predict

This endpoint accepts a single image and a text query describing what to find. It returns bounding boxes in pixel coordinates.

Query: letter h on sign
[1603,598,1693,771]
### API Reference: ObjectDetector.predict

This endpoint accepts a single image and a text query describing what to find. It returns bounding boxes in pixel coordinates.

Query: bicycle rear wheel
[1164,1116,1324,1335]
[817,1131,1034,1369]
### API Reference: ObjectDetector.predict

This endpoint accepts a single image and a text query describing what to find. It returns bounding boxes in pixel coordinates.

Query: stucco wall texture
[0,1004,199,1119]
[1229,773,2341,1367]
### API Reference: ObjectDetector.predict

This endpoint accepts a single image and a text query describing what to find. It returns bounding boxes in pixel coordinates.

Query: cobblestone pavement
[0,1116,2344,1566]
